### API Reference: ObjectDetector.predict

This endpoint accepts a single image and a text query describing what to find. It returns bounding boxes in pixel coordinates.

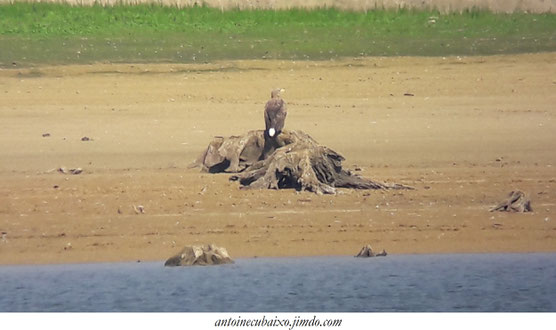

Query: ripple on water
[0,254,555,312]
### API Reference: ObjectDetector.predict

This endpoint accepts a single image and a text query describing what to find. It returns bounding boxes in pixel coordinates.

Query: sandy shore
[0,53,555,264]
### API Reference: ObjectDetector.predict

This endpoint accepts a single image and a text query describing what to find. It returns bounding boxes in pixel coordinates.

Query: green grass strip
[1,3,555,66]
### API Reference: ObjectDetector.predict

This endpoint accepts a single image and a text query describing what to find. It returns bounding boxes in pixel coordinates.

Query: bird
[264,88,287,138]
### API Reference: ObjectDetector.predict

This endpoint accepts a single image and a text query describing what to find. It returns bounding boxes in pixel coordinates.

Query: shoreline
[4,250,556,267]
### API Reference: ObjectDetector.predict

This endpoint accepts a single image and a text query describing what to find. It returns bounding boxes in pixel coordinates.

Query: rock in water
[376,249,387,257]
[490,191,532,212]
[355,244,387,258]
[164,244,234,266]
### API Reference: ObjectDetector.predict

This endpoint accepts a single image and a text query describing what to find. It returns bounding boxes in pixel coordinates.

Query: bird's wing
[264,103,272,131]
[265,99,283,129]
[274,101,287,132]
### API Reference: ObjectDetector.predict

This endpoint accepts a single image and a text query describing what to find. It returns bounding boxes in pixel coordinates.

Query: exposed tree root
[193,130,412,195]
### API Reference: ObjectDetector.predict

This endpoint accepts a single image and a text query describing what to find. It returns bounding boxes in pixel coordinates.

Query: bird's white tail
[269,128,276,137]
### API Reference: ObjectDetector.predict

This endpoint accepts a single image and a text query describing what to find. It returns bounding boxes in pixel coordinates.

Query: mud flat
[0,53,555,264]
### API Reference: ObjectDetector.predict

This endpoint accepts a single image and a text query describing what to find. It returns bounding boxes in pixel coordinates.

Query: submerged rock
[164,244,234,266]
[355,244,387,258]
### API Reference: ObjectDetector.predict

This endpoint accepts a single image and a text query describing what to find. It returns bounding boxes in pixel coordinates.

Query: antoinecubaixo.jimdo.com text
[214,315,342,329]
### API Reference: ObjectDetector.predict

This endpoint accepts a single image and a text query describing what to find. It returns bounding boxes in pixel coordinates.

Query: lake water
[0,253,555,312]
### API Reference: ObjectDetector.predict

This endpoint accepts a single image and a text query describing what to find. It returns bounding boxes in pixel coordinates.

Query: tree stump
[490,191,532,212]
[192,130,412,195]
[164,244,234,266]
[355,244,387,257]
[190,130,266,173]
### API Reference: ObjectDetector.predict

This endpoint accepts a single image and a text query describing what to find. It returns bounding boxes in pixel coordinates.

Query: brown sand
[1,53,555,264]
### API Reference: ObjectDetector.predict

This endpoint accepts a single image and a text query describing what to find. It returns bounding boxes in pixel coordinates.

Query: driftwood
[192,130,411,195]
[490,191,532,212]
[355,244,387,258]
[164,244,234,266]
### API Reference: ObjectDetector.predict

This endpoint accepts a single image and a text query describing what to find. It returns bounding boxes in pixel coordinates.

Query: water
[0,254,555,312]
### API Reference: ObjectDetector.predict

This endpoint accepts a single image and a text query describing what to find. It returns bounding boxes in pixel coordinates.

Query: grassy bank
[1,3,555,66]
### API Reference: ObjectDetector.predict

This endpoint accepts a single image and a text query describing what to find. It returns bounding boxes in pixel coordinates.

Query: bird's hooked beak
[280,88,285,93]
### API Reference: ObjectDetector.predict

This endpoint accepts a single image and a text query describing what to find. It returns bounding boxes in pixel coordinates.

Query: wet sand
[0,53,555,264]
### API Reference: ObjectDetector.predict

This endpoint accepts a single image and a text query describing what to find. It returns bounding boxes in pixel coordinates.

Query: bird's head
[271,88,285,98]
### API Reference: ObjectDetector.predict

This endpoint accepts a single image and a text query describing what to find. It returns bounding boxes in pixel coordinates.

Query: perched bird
[264,88,287,138]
